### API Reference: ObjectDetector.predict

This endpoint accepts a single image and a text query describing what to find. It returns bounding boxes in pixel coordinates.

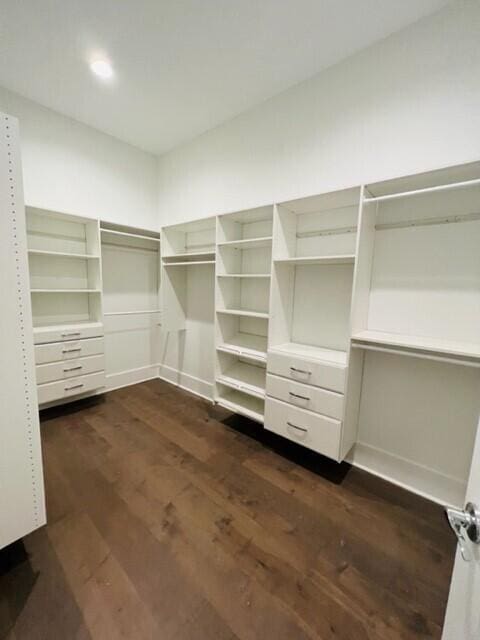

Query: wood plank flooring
[0,380,456,639]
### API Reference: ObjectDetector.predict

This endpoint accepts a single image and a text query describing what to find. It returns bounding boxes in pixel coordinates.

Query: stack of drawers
[264,348,347,461]
[34,323,105,406]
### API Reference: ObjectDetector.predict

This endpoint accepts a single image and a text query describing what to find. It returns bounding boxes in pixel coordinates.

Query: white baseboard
[159,365,214,401]
[105,365,160,392]
[348,441,466,508]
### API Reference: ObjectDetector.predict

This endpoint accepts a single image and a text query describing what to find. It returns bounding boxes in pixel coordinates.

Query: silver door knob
[446,502,480,562]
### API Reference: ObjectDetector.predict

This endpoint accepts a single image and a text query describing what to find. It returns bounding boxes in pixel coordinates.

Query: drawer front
[265,397,342,461]
[266,373,344,420]
[267,351,346,393]
[33,323,104,345]
[35,337,104,365]
[37,371,105,405]
[36,354,105,385]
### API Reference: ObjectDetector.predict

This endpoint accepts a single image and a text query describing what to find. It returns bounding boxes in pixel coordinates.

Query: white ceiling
[0,0,449,155]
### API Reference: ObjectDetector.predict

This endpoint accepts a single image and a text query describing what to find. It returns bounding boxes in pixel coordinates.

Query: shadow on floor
[0,540,38,639]
[217,411,352,485]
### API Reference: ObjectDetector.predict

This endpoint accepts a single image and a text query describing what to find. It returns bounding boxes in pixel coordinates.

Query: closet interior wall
[24,159,480,509]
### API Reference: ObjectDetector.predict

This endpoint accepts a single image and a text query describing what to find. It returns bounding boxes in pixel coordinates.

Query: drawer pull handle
[62,347,82,353]
[287,421,308,433]
[63,365,83,372]
[289,391,310,402]
[64,383,84,391]
[61,332,81,337]
[290,366,311,376]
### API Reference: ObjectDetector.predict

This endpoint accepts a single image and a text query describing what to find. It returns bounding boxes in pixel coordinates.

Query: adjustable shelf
[216,308,269,319]
[216,360,266,399]
[217,273,270,278]
[28,249,100,259]
[163,259,215,267]
[31,288,101,293]
[217,236,272,250]
[217,332,267,362]
[274,255,355,265]
[216,388,265,424]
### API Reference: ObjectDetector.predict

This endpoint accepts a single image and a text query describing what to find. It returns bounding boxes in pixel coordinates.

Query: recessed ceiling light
[90,59,114,80]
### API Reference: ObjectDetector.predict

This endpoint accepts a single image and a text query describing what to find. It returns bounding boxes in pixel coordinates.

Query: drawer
[266,373,344,420]
[35,337,104,365]
[265,397,342,461]
[33,322,104,345]
[267,350,346,393]
[36,354,105,385]
[37,371,105,405]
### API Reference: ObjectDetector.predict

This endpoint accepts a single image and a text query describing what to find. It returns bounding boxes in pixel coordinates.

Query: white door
[442,416,480,639]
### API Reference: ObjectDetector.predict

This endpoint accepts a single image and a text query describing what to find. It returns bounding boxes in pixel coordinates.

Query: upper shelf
[217,236,272,250]
[351,330,480,362]
[28,249,100,260]
[163,251,215,262]
[274,254,355,266]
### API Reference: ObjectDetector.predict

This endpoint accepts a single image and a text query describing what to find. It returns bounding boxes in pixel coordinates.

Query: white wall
[157,0,480,224]
[0,87,158,230]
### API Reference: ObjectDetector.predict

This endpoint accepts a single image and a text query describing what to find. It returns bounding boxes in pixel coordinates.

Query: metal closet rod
[375,211,480,231]
[364,177,480,203]
[352,342,480,368]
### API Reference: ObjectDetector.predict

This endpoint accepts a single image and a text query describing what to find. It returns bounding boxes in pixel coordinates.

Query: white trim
[105,365,160,392]
[159,365,214,401]
[348,441,466,508]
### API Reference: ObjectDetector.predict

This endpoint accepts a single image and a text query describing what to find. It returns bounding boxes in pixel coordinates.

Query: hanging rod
[103,309,161,316]
[296,225,357,239]
[100,228,160,242]
[364,177,480,203]
[351,342,480,368]
[375,211,480,231]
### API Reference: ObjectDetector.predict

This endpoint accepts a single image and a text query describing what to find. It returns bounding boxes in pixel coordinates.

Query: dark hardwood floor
[0,380,456,639]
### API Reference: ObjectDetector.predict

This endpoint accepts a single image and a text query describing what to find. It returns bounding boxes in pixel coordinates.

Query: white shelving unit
[25,207,106,406]
[266,187,363,459]
[21,158,480,509]
[101,222,161,389]
[214,206,273,422]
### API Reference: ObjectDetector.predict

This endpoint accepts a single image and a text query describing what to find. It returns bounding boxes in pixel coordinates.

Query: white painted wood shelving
[24,160,480,509]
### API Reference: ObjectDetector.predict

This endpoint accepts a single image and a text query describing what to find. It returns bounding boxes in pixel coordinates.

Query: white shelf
[217,361,266,398]
[217,273,270,278]
[270,342,348,366]
[103,309,161,317]
[274,254,355,265]
[33,320,103,333]
[216,308,269,319]
[28,249,100,260]
[217,332,267,362]
[351,330,480,361]
[216,390,264,424]
[101,228,160,243]
[163,260,215,267]
[217,236,272,250]
[163,251,215,261]
[30,288,102,294]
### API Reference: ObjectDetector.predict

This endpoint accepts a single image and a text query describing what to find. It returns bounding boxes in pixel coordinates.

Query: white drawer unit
[267,349,346,393]
[37,371,106,405]
[266,373,344,420]
[35,354,105,385]
[34,337,104,365]
[265,397,343,461]
[33,322,104,345]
